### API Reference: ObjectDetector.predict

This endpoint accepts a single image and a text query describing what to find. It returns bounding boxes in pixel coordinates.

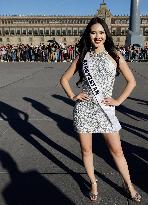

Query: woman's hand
[73,92,90,101]
[102,97,120,106]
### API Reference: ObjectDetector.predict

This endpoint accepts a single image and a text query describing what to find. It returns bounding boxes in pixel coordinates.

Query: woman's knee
[81,146,92,157]
[110,147,124,158]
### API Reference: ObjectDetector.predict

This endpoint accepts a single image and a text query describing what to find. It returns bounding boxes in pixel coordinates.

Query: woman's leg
[79,133,98,196]
[102,132,140,198]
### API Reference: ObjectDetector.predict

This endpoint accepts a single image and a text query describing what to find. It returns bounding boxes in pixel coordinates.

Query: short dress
[73,51,122,133]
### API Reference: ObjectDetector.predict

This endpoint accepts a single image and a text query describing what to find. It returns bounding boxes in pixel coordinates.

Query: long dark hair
[76,17,119,86]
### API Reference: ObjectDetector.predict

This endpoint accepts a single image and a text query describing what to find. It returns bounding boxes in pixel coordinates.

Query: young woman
[60,17,141,203]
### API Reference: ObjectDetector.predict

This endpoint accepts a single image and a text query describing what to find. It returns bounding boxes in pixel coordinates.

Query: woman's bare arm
[60,56,79,100]
[104,53,136,106]
[115,53,136,105]
[60,56,90,101]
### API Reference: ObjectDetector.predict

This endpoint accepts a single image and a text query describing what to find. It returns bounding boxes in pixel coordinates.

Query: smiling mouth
[94,40,102,44]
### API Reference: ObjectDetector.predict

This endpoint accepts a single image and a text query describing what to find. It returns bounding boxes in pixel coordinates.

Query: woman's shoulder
[117,51,126,64]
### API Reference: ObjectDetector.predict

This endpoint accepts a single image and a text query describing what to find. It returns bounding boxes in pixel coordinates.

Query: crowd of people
[118,44,148,62]
[0,42,148,63]
[0,43,77,63]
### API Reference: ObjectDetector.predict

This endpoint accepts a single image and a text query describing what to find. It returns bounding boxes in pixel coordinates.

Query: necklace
[90,50,108,57]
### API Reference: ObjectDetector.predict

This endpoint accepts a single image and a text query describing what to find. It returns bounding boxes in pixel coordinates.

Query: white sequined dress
[73,51,122,133]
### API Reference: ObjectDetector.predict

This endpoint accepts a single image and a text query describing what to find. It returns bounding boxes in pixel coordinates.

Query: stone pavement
[0,62,147,205]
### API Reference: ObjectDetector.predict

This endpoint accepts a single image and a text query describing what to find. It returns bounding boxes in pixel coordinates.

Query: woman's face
[90,23,106,49]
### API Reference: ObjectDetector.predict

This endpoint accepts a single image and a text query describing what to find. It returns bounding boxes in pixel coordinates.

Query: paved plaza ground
[0,61,147,205]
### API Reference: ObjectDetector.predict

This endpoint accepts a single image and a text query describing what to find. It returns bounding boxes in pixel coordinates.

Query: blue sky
[0,0,147,16]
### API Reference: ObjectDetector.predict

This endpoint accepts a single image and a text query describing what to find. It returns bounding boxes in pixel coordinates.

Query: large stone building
[0,1,148,46]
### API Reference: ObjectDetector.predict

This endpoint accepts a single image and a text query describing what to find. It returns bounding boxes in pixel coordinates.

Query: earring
[90,44,93,52]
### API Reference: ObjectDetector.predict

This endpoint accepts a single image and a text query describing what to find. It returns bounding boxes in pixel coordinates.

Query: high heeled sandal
[122,181,141,203]
[89,179,99,202]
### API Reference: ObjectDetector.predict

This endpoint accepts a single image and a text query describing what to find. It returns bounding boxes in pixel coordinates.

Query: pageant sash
[83,52,104,103]
[82,52,121,131]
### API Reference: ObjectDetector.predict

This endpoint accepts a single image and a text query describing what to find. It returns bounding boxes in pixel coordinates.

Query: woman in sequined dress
[60,17,141,203]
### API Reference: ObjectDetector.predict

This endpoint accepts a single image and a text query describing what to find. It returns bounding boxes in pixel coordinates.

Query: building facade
[0,1,148,46]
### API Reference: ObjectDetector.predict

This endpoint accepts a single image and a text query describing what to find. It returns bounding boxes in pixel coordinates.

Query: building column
[126,0,144,47]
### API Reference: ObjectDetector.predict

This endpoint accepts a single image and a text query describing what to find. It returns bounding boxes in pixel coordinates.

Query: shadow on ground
[0,96,147,205]
[0,149,75,205]
[0,101,90,201]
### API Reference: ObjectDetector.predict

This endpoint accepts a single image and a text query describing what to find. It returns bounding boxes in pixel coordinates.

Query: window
[0,38,2,42]
[5,30,9,35]
[10,30,15,35]
[62,30,66,35]
[142,19,147,24]
[121,30,125,35]
[67,30,71,35]
[144,29,148,36]
[56,30,61,35]
[39,30,44,35]
[22,30,26,35]
[51,30,55,35]
[73,30,78,35]
[115,19,121,24]
[28,30,32,35]
[45,30,49,35]
[121,20,127,24]
[6,38,10,42]
[33,30,38,35]
[16,30,21,35]
[112,29,116,35]
[79,29,84,36]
